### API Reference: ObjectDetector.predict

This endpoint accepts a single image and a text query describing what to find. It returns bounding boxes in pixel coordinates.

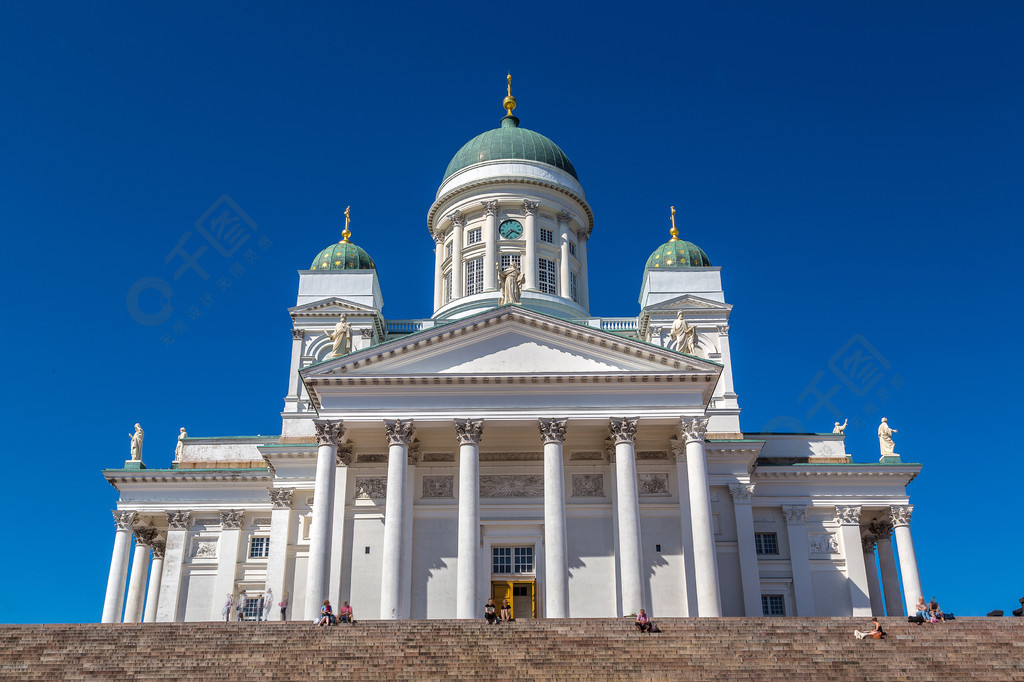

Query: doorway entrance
[491,581,536,620]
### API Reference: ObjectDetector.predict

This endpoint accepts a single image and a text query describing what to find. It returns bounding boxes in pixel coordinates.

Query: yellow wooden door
[511,581,536,619]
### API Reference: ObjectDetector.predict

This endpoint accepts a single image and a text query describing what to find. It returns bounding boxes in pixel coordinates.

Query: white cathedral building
[102,84,924,624]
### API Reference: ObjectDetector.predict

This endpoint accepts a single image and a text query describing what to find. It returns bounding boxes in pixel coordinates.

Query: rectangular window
[754,532,779,555]
[570,271,578,303]
[445,242,453,260]
[540,228,553,243]
[242,594,264,621]
[468,228,482,245]
[444,271,452,303]
[568,240,576,257]
[538,258,557,295]
[466,258,484,295]
[761,594,786,616]
[492,546,534,574]
[500,253,521,270]
[248,536,270,559]
[514,546,534,573]
[493,547,512,574]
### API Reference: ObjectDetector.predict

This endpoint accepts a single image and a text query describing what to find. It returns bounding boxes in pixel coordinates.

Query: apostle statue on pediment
[878,418,899,457]
[129,423,144,461]
[497,262,525,305]
[326,314,353,358]
[669,311,697,355]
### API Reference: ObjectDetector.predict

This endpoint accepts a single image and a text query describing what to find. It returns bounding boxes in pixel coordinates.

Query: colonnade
[101,420,924,622]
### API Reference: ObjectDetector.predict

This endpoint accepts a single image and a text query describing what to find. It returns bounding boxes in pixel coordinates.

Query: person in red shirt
[635,609,651,632]
[339,601,354,624]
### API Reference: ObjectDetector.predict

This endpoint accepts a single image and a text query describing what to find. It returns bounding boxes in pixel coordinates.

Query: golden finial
[341,206,351,242]
[669,206,679,241]
[503,73,517,116]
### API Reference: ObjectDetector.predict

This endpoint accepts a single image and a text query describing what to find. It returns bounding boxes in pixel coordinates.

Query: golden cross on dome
[342,206,351,242]
[669,206,679,241]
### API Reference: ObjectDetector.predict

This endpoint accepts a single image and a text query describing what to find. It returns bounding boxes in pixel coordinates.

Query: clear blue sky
[1,2,1020,622]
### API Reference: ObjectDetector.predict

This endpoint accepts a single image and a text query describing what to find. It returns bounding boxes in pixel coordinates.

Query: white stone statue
[174,427,187,462]
[878,418,898,457]
[669,311,697,354]
[833,419,848,434]
[496,263,525,305]
[326,315,352,358]
[129,423,144,461]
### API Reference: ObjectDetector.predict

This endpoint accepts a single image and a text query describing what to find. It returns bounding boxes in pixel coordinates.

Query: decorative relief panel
[571,474,604,498]
[421,452,455,462]
[638,473,670,496]
[358,454,388,463]
[480,452,543,462]
[190,538,218,560]
[355,477,388,500]
[193,517,220,527]
[570,451,603,461]
[480,475,544,498]
[637,451,668,460]
[809,533,840,554]
[422,476,454,499]
[251,518,271,527]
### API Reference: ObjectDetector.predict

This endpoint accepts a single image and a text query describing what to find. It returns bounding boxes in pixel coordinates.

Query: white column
[156,511,190,622]
[680,417,721,617]
[328,453,351,611]
[671,442,697,616]
[123,527,155,622]
[862,534,885,616]
[782,506,815,616]
[450,210,464,299]
[729,484,762,617]
[287,329,304,402]
[835,506,871,616]
[266,489,294,620]
[455,419,483,619]
[101,510,136,623]
[578,233,590,312]
[432,231,444,312]
[890,505,923,614]
[610,417,644,615]
[305,419,345,620]
[557,211,572,299]
[716,326,735,397]
[873,521,904,616]
[523,200,539,290]
[211,510,244,621]
[380,419,414,619]
[142,541,165,623]
[482,201,498,291]
[540,419,569,618]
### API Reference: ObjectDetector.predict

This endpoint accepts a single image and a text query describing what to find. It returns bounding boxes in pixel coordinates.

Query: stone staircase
[1,618,1022,680]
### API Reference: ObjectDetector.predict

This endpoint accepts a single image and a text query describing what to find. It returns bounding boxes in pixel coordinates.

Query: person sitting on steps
[338,601,353,624]
[855,618,886,639]
[483,598,497,624]
[500,599,512,623]
[635,609,651,633]
[317,600,334,627]
[928,597,946,623]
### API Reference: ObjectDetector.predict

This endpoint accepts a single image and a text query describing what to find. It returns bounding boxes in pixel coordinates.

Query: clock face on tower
[499,219,523,239]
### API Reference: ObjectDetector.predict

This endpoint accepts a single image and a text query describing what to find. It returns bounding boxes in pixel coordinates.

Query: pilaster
[782,505,815,616]
[729,484,762,616]
[834,505,871,616]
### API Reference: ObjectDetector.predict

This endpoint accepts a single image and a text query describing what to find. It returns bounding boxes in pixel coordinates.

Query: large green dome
[443,115,578,182]
[310,240,376,271]
[645,238,711,269]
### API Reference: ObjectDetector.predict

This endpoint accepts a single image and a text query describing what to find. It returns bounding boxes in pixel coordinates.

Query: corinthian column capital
[448,209,465,227]
[728,484,755,503]
[781,505,806,526]
[834,505,862,526]
[608,417,638,445]
[219,509,244,529]
[455,418,484,445]
[889,505,913,528]
[132,527,157,546]
[679,417,709,444]
[112,510,137,531]
[312,419,346,446]
[268,488,294,510]
[385,419,415,446]
[150,541,166,560]
[556,210,573,226]
[481,201,498,217]
[538,418,567,444]
[522,200,539,216]
[166,510,191,530]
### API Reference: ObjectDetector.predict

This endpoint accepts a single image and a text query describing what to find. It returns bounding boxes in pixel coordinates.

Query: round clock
[499,219,523,239]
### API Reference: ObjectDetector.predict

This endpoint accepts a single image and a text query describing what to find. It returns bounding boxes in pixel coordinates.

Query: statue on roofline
[833,419,848,435]
[129,423,144,461]
[497,262,525,305]
[669,311,697,355]
[174,427,187,462]
[326,315,353,358]
[878,418,899,458]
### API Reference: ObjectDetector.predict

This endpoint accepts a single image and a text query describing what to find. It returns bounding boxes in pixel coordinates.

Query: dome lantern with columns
[428,76,594,322]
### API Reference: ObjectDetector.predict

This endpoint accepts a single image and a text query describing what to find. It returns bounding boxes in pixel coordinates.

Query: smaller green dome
[310,240,376,271]
[645,238,711,269]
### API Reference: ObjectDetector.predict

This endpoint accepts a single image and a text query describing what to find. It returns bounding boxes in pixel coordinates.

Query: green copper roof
[310,241,376,271]
[443,115,578,182]
[645,239,711,269]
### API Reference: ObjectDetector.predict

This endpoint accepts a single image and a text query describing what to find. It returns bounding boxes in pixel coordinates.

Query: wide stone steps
[0,618,1022,680]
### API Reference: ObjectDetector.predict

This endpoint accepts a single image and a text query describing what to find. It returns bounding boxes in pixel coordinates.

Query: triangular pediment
[289,297,379,319]
[302,306,721,379]
[643,294,732,313]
